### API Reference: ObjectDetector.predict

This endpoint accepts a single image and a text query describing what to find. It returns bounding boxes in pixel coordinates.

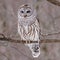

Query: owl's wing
[36,17,41,40]
[36,16,40,23]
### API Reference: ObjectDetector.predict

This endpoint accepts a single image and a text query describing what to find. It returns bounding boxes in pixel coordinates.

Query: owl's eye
[26,10,31,13]
[21,11,24,13]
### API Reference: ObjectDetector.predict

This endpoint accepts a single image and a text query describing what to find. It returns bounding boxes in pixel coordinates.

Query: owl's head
[18,4,36,18]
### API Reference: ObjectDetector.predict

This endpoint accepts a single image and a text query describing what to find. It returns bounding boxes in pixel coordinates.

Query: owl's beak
[24,15,27,17]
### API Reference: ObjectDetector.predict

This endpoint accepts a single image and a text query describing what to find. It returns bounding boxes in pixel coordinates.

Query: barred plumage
[18,4,40,58]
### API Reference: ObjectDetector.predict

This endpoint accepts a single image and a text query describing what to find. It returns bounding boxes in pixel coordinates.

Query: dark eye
[26,10,31,13]
[21,11,24,13]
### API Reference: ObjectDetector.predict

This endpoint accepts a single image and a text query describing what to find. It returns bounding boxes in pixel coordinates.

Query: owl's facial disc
[19,5,33,18]
[24,10,31,17]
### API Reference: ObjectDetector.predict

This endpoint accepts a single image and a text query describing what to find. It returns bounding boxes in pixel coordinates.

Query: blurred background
[0,0,60,60]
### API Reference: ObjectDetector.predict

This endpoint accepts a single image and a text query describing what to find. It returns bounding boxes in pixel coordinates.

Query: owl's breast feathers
[18,20,40,41]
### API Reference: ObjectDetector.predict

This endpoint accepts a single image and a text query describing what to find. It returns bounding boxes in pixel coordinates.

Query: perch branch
[0,33,60,44]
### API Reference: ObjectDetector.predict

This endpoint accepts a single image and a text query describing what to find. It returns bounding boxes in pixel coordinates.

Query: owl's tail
[27,43,40,58]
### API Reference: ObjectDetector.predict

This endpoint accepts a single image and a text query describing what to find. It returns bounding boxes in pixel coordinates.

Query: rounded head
[18,4,36,26]
[18,4,34,18]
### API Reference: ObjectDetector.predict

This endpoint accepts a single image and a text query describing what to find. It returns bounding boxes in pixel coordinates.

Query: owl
[18,4,40,58]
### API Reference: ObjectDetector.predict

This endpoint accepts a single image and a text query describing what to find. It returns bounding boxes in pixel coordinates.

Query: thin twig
[47,0,60,6]
[41,31,60,37]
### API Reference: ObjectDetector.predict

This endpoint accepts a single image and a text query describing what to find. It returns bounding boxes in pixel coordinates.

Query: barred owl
[18,4,40,58]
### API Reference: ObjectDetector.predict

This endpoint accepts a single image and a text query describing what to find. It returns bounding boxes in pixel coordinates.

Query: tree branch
[0,33,60,44]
